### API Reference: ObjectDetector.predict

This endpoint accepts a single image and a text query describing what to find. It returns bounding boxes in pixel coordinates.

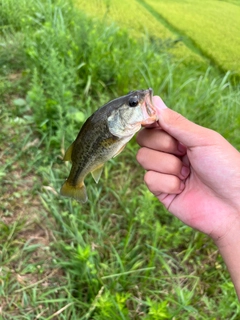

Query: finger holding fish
[136,147,187,180]
[137,128,186,156]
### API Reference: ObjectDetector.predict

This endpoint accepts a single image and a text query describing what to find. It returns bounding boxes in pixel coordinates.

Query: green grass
[144,0,240,74]
[76,0,240,76]
[1,0,240,318]
[76,0,206,65]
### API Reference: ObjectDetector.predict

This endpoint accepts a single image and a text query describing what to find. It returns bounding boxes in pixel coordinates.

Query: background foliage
[1,0,240,318]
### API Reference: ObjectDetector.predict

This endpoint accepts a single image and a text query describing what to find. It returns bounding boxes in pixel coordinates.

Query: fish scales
[60,88,158,203]
[70,119,120,186]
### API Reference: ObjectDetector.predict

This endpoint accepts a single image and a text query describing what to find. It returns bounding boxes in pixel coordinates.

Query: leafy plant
[1,0,240,318]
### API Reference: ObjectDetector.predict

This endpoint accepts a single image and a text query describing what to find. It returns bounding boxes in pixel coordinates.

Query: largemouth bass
[60,88,158,203]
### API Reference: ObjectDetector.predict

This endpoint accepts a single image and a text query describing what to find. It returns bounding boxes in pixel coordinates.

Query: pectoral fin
[63,143,74,162]
[91,165,104,184]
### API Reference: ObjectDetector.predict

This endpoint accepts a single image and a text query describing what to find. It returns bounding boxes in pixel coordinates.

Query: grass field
[76,0,206,65]
[1,0,240,318]
[144,0,240,74]
[77,0,240,76]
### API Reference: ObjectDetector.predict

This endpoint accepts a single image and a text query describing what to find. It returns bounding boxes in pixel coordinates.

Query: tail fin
[60,181,88,203]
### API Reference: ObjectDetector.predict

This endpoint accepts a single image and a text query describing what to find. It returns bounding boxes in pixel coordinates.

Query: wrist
[213,216,240,300]
[213,216,240,249]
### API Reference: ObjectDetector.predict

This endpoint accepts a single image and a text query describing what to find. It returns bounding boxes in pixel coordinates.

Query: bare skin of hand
[136,96,240,299]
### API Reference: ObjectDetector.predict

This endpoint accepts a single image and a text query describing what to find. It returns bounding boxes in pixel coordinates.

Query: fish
[60,88,158,203]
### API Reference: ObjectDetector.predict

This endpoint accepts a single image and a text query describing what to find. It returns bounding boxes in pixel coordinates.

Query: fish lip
[145,88,157,119]
[149,88,153,101]
[148,88,153,112]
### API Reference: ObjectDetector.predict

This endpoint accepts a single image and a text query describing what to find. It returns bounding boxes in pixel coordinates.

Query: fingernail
[181,166,190,178]
[178,143,186,154]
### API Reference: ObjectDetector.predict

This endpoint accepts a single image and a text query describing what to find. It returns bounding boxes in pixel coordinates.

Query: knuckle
[144,171,182,195]
[173,112,185,124]
[171,157,182,174]
[162,135,175,150]
[202,129,224,146]
[210,130,224,144]
[162,154,182,175]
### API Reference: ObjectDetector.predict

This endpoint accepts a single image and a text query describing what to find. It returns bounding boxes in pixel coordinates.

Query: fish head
[108,88,158,138]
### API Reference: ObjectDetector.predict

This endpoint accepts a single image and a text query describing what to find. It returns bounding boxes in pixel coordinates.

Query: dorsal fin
[63,143,74,162]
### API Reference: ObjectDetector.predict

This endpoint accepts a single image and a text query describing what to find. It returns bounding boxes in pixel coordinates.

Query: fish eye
[128,96,139,107]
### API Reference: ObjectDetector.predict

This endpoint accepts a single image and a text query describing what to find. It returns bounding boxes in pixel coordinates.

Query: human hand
[136,96,240,242]
[136,95,240,299]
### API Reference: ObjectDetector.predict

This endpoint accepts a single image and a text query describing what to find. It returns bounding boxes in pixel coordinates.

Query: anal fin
[91,164,104,184]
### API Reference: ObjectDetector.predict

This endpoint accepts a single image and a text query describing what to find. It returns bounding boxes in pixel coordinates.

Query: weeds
[1,0,240,318]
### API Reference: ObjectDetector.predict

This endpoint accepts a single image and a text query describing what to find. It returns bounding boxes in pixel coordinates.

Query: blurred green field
[77,0,240,75]
[76,0,206,65]
[145,0,240,74]
[1,0,240,318]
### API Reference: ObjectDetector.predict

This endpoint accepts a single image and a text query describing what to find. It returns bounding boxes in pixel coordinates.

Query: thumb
[153,96,213,147]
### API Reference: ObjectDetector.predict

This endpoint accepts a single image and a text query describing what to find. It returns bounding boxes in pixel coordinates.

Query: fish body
[60,88,158,203]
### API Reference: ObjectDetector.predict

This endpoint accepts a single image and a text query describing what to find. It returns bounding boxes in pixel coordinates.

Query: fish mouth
[148,88,153,111]
[142,88,158,123]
